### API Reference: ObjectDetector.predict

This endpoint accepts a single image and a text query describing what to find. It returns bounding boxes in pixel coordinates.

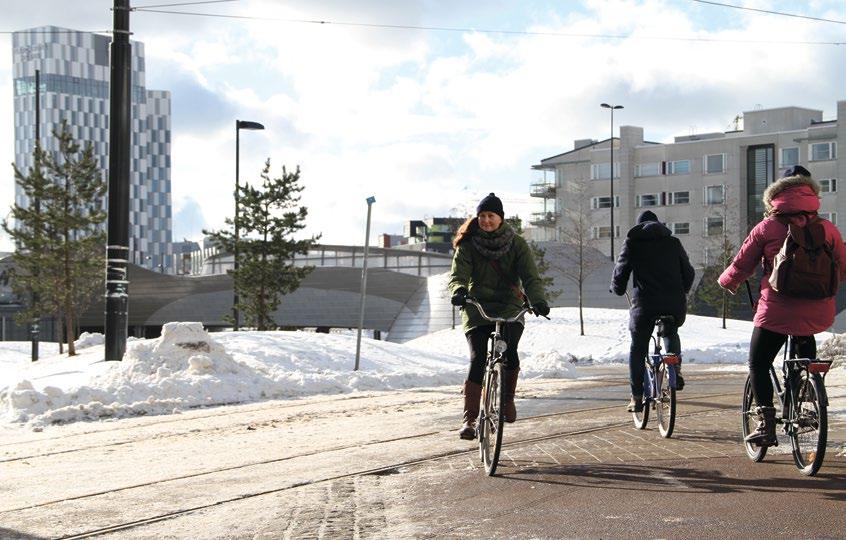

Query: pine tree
[205,159,320,330]
[505,216,561,303]
[2,121,107,355]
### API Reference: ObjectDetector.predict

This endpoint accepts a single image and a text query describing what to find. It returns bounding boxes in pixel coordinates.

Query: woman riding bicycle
[719,165,846,447]
[448,193,550,440]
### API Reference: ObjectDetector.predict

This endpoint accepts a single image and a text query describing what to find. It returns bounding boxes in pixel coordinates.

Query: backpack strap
[489,259,527,303]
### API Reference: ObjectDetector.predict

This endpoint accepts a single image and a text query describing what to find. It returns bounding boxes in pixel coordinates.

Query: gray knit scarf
[471,223,515,260]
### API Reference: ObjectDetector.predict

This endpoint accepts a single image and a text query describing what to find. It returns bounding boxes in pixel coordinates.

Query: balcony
[529,211,558,228]
[530,182,557,199]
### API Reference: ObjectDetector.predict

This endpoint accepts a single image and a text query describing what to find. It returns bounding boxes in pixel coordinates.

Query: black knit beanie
[637,210,658,224]
[476,193,504,219]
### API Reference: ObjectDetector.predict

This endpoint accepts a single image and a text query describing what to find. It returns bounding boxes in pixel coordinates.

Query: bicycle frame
[644,318,680,400]
[765,337,832,430]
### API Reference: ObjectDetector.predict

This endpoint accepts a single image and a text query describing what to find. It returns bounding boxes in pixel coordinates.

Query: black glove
[533,301,550,317]
[451,288,468,306]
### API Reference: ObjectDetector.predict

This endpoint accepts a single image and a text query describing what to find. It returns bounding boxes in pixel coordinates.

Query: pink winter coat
[719,179,846,335]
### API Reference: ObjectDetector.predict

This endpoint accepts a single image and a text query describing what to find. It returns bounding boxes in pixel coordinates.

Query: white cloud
[3,0,846,248]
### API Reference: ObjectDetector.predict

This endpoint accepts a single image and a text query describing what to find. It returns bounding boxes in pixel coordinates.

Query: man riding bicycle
[718,165,846,446]
[611,210,695,413]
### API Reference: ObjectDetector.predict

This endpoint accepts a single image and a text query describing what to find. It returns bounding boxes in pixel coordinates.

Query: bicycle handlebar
[464,297,533,323]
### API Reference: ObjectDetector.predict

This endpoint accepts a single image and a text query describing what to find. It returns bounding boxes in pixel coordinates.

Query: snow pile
[0,308,843,428]
[818,334,846,369]
[74,332,105,350]
[0,322,469,426]
[408,308,754,365]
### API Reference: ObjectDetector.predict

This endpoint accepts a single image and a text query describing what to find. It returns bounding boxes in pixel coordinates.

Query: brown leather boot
[745,406,778,447]
[502,369,520,423]
[459,380,482,440]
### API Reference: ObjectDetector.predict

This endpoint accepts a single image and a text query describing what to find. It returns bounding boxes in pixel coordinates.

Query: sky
[2,0,846,248]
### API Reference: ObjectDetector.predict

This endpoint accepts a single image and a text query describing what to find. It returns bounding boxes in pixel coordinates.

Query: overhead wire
[688,0,846,25]
[130,7,846,46]
[131,0,237,9]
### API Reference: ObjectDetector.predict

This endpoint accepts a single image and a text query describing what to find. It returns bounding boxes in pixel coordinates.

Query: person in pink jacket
[718,165,846,446]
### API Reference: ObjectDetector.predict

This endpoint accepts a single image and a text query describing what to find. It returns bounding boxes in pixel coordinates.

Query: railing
[530,182,557,198]
[529,211,559,227]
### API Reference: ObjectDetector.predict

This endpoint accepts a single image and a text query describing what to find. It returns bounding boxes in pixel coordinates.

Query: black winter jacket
[611,220,695,318]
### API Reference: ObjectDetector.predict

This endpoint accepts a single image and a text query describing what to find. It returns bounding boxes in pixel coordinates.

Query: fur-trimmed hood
[762,174,820,216]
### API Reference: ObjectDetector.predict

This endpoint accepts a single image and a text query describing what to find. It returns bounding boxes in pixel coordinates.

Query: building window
[636,194,660,207]
[819,212,837,225]
[780,147,799,167]
[672,222,690,235]
[590,162,619,180]
[819,178,837,193]
[591,196,620,209]
[666,160,691,175]
[705,216,724,236]
[669,191,690,205]
[704,185,725,205]
[592,226,620,239]
[809,142,836,161]
[635,162,662,177]
[703,153,726,174]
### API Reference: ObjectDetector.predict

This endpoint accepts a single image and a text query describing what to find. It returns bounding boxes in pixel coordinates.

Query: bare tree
[548,177,606,335]
[691,183,742,328]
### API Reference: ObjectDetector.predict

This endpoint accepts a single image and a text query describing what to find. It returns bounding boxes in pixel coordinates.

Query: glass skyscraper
[12,26,173,272]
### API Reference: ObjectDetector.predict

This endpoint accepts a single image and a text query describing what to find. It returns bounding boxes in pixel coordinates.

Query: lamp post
[233,119,264,331]
[354,196,376,371]
[600,103,623,261]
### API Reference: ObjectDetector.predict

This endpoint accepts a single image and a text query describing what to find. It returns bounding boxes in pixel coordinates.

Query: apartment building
[12,26,173,272]
[533,101,846,266]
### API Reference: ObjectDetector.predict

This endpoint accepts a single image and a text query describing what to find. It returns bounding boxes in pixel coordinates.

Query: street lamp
[600,103,623,261]
[233,119,265,331]
[354,196,376,371]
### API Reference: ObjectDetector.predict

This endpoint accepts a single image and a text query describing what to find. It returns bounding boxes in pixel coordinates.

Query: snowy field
[0,307,843,428]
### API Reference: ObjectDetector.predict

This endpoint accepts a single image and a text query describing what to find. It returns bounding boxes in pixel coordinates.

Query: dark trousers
[748,326,816,407]
[629,314,683,396]
[465,323,524,385]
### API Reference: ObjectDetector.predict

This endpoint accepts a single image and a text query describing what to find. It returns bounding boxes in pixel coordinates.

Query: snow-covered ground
[0,308,843,428]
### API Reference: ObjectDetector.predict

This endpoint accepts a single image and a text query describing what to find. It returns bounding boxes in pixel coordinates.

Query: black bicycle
[739,280,832,476]
[463,297,535,476]
[741,335,831,476]
[632,315,681,438]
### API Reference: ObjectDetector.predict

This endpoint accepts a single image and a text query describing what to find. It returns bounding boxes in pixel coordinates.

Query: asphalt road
[0,366,843,539]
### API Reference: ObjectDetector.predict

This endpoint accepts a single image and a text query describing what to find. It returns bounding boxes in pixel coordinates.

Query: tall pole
[354,196,376,371]
[601,103,623,261]
[609,107,615,262]
[105,0,132,361]
[31,69,40,362]
[233,122,240,331]
[231,120,264,332]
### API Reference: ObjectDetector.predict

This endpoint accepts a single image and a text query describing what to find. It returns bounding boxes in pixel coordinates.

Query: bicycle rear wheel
[789,371,827,476]
[479,363,505,476]
[741,374,767,462]
[656,363,676,438]
[632,364,650,429]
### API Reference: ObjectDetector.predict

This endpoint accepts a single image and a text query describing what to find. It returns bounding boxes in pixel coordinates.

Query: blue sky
[2,0,846,246]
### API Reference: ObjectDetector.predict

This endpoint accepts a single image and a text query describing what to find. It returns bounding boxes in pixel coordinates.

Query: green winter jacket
[448,224,547,333]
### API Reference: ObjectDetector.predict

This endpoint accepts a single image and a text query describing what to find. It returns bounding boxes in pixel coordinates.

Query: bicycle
[741,335,832,476]
[631,315,681,438]
[740,280,832,476]
[463,297,538,476]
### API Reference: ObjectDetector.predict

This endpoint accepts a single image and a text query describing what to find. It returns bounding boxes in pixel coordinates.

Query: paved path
[0,367,843,539]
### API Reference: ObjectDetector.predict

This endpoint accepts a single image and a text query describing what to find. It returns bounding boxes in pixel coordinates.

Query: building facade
[533,101,846,266]
[12,26,173,272]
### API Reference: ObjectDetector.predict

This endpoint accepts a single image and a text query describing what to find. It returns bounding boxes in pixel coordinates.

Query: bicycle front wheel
[632,364,650,429]
[479,363,505,476]
[656,363,676,438]
[789,371,827,476]
[741,374,767,462]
